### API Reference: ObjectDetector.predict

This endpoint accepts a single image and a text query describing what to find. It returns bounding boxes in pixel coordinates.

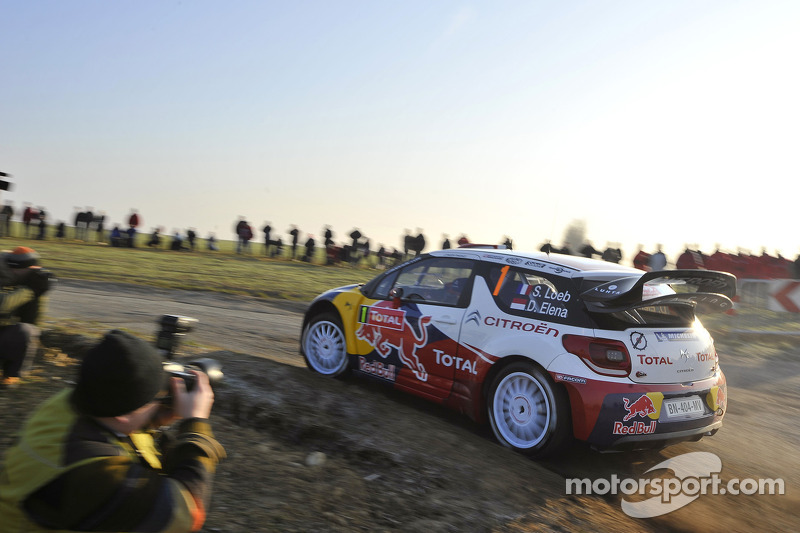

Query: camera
[163,358,224,392]
[156,314,198,357]
[155,314,223,400]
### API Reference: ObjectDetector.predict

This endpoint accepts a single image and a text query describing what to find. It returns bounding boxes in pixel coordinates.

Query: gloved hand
[24,268,54,296]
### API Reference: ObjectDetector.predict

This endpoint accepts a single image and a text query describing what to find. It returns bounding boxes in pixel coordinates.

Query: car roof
[430,248,642,278]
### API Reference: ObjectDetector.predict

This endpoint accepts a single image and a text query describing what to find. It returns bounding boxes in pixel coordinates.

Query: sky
[2,0,799,262]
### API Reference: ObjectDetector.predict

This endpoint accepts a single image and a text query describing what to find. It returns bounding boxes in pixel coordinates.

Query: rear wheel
[302,313,350,377]
[487,361,571,457]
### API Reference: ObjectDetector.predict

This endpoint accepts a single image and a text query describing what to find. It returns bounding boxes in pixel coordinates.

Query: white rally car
[300,247,733,457]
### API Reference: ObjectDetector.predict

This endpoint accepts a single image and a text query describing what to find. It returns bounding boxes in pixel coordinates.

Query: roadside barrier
[727,279,800,336]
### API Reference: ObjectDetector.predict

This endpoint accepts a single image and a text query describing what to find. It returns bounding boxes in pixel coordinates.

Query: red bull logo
[613,420,657,435]
[356,304,431,382]
[623,394,656,421]
[358,357,397,381]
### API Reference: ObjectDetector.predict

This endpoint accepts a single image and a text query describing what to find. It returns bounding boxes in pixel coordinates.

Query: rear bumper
[553,371,727,450]
[608,421,723,451]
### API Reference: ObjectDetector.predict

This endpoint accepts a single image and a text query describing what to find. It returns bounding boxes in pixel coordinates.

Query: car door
[358,256,474,402]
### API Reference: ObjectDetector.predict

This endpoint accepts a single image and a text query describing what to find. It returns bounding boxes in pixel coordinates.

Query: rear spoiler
[580,270,737,314]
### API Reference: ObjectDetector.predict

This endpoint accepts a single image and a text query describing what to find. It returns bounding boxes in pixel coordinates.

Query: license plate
[664,397,705,419]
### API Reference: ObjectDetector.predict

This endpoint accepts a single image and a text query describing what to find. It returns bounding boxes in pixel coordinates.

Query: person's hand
[172,370,215,420]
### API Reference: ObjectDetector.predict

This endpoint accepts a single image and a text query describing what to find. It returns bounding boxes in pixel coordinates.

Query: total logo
[637,355,672,365]
[433,348,478,375]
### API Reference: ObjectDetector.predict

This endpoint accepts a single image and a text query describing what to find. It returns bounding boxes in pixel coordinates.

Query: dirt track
[19,279,800,531]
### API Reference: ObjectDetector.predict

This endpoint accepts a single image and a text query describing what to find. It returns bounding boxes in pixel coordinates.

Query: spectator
[170,230,185,251]
[22,204,36,238]
[0,247,52,388]
[413,230,426,256]
[442,235,451,250]
[632,245,651,271]
[402,229,413,258]
[602,244,622,264]
[127,209,140,246]
[0,201,13,237]
[128,209,140,229]
[263,222,272,256]
[126,226,137,247]
[288,225,300,259]
[349,228,362,264]
[186,228,197,251]
[84,208,95,239]
[676,247,705,270]
[235,218,253,254]
[110,225,124,247]
[0,330,226,531]
[649,245,667,271]
[304,235,316,263]
[36,208,47,240]
[148,228,162,248]
[273,236,284,258]
[579,241,600,258]
[94,212,106,242]
[207,233,219,251]
[377,244,387,267]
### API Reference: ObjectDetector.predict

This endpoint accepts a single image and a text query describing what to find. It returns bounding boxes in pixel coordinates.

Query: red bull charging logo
[623,394,657,421]
[356,304,431,382]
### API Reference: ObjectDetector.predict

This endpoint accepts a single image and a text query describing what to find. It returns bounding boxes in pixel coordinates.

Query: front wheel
[301,313,350,377]
[487,361,571,457]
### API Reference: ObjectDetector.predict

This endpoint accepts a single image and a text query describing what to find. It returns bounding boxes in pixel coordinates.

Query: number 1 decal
[492,265,509,296]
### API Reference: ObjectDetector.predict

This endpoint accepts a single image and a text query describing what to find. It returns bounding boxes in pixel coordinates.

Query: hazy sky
[2,1,799,261]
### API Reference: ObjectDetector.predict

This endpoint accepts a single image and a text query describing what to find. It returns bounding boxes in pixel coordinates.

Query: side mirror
[389,287,404,308]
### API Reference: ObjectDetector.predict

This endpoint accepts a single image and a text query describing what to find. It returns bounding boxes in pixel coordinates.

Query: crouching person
[0,330,226,532]
[0,246,52,388]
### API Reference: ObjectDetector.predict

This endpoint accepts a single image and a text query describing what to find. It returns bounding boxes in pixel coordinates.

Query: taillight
[562,335,631,377]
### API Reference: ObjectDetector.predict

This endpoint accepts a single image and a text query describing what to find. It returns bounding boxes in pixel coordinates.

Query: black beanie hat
[72,330,167,417]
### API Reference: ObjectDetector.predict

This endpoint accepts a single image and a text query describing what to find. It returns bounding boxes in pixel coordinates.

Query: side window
[385,257,474,306]
[373,271,399,299]
[486,265,577,321]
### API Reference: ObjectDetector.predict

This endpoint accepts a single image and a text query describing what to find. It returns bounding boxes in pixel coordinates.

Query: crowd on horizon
[2,200,799,280]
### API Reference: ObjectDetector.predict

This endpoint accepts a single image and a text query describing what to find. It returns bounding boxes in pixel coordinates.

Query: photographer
[0,246,52,387]
[0,330,226,532]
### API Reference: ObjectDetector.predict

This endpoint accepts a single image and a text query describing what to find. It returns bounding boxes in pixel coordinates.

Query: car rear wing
[579,270,737,314]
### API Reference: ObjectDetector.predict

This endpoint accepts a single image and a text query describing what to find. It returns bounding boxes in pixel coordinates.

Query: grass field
[4,224,800,336]
[0,231,379,302]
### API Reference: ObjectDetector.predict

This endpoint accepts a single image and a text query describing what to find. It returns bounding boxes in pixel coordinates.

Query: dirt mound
[1,333,645,533]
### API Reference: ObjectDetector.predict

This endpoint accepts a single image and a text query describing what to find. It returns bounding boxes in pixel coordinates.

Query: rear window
[599,305,696,328]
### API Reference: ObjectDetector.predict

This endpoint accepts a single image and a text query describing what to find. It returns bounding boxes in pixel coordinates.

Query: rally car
[300,247,734,457]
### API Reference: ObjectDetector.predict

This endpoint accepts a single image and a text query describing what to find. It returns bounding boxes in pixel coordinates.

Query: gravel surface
[2,279,797,531]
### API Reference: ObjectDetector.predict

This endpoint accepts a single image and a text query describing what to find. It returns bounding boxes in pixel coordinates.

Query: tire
[301,312,350,377]
[487,361,571,457]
